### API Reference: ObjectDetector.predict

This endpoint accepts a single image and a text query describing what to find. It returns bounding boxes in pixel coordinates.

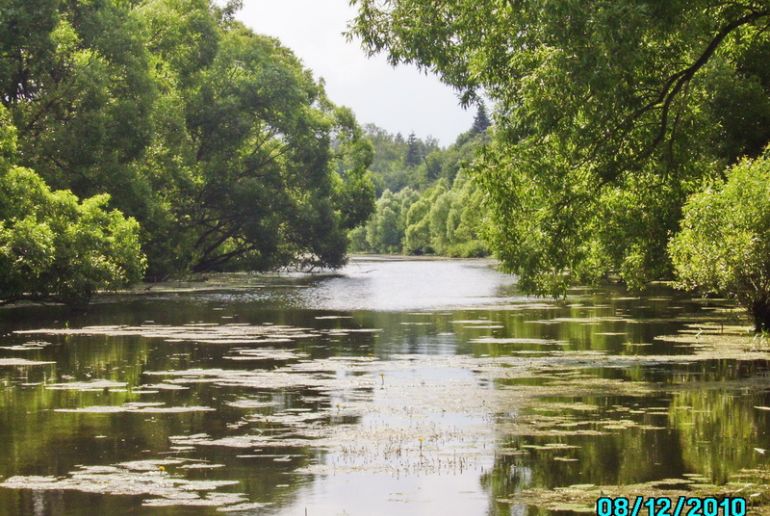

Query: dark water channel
[1,258,769,515]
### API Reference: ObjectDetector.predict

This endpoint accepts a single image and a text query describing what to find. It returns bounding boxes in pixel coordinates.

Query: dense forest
[0,0,375,306]
[350,0,770,330]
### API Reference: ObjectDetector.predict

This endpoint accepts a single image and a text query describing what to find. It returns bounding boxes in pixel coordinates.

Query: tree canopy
[349,1,770,303]
[0,0,375,305]
[0,105,145,307]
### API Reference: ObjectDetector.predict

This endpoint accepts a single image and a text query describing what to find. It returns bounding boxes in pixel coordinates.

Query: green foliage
[349,0,770,296]
[441,172,488,257]
[0,107,145,307]
[360,188,415,253]
[355,168,489,258]
[141,6,374,275]
[404,193,433,254]
[404,132,423,167]
[1,0,375,293]
[670,151,770,331]
[158,22,361,273]
[364,124,440,193]
[352,116,490,257]
[5,1,157,213]
[347,225,369,253]
[331,107,377,231]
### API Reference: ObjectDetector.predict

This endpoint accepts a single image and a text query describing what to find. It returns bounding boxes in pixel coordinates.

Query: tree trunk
[751,299,770,333]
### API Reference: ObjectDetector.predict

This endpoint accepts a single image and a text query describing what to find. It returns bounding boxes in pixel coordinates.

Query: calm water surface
[0,258,769,515]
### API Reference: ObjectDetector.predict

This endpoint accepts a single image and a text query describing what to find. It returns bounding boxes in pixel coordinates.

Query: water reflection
[296,258,519,311]
[0,258,767,515]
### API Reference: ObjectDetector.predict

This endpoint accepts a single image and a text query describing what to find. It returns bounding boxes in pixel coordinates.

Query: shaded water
[1,258,769,515]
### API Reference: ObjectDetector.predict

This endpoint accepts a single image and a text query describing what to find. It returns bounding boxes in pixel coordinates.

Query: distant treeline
[349,106,491,257]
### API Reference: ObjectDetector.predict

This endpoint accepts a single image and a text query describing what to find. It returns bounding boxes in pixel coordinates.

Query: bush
[0,165,146,308]
[446,240,489,258]
[669,150,770,331]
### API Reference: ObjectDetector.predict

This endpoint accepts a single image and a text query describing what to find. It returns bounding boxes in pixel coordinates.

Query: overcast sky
[236,1,474,146]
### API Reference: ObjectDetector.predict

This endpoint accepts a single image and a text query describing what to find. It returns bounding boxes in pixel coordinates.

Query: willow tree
[135,0,376,277]
[349,1,770,295]
[2,0,375,285]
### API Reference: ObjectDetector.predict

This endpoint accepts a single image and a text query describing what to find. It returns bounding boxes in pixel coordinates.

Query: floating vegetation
[46,380,127,391]
[470,337,566,346]
[653,323,770,359]
[55,402,214,414]
[142,349,683,478]
[140,383,189,391]
[248,411,328,426]
[552,316,635,324]
[224,348,308,361]
[170,433,314,449]
[0,341,52,351]
[530,402,599,412]
[16,323,320,345]
[226,399,279,409]
[332,328,382,333]
[522,443,580,451]
[502,474,770,514]
[0,459,255,510]
[0,358,55,366]
[457,303,555,311]
[5,272,770,514]
[178,463,225,470]
[145,366,374,393]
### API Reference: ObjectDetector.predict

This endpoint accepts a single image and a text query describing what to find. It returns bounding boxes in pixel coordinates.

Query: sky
[236,1,475,147]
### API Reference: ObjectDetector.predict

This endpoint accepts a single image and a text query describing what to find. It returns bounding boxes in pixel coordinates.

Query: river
[0,258,769,515]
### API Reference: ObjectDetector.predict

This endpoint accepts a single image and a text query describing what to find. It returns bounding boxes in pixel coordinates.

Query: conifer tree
[471,102,490,134]
[405,132,422,167]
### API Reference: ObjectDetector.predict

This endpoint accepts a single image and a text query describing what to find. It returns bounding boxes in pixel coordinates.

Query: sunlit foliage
[0,107,145,307]
[0,0,375,303]
[349,0,770,320]
[670,150,770,331]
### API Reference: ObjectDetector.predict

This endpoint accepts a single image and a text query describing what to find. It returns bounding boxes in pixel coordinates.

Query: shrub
[669,150,770,331]
[0,165,146,308]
